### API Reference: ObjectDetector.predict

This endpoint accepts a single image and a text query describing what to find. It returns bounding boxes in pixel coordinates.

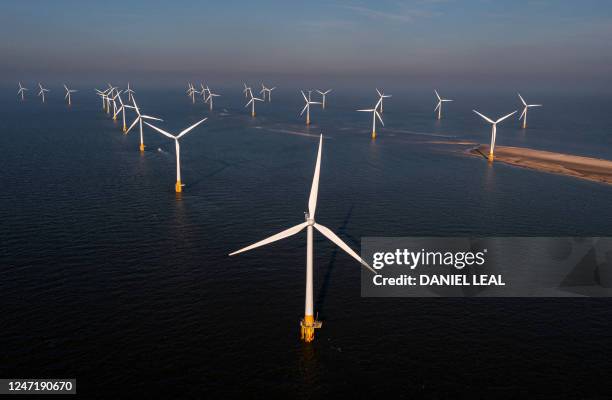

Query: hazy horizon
[2,1,611,91]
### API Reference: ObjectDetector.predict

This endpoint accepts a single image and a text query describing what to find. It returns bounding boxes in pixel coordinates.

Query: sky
[1,0,611,89]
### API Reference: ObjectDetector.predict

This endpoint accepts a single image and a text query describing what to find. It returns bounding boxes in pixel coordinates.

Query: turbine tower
[434,90,453,120]
[300,90,321,125]
[144,118,208,193]
[473,110,517,162]
[229,135,375,342]
[357,98,384,139]
[518,93,542,129]
[17,82,28,101]
[125,97,163,152]
[316,89,332,110]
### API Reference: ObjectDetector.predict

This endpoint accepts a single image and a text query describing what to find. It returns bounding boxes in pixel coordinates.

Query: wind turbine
[300,90,321,125]
[229,134,375,342]
[64,84,77,106]
[357,98,384,139]
[260,83,276,102]
[316,89,332,110]
[126,82,135,102]
[109,90,123,120]
[125,97,163,152]
[376,88,391,113]
[243,83,253,99]
[200,84,210,102]
[518,93,542,129]
[473,110,517,162]
[113,92,129,132]
[17,82,28,100]
[144,118,207,193]
[434,90,453,120]
[37,83,49,103]
[187,83,197,103]
[205,90,221,111]
[245,93,264,117]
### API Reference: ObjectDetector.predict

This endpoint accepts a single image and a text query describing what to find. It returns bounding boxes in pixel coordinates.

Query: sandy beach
[469,145,612,185]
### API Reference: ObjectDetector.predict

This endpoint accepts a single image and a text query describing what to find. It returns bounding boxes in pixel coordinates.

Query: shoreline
[468,145,612,185]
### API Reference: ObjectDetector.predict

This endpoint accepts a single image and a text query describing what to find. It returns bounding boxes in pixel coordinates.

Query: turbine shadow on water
[315,204,355,317]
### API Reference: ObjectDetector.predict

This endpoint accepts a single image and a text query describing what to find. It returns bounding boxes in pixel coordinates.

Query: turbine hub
[304,213,315,226]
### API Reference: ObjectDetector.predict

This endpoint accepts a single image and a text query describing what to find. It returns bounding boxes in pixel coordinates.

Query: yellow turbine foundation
[175,181,182,193]
[300,315,321,343]
[252,111,256,117]
[488,153,494,162]
[139,143,145,152]
[371,130,376,139]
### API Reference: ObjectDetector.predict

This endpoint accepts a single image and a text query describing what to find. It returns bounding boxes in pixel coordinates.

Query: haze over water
[1,86,612,397]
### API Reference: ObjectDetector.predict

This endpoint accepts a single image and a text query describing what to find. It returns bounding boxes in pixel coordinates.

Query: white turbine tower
[205,90,221,111]
[518,93,542,129]
[17,82,28,101]
[473,110,517,162]
[95,88,111,110]
[245,94,264,117]
[434,90,453,120]
[126,82,135,102]
[300,90,321,125]
[357,98,384,139]
[144,118,207,193]
[64,84,77,106]
[37,83,49,103]
[376,88,391,113]
[229,134,375,342]
[316,89,332,110]
[125,97,163,152]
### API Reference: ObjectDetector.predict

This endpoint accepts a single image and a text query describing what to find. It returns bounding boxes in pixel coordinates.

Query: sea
[1,85,612,398]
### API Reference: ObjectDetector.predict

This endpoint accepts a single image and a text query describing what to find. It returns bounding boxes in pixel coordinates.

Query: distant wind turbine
[245,94,264,117]
[205,89,221,111]
[37,83,49,103]
[357,98,384,139]
[300,90,321,125]
[473,110,517,162]
[434,90,453,120]
[316,89,332,110]
[125,97,163,152]
[144,118,208,193]
[17,82,28,101]
[243,83,253,99]
[260,83,276,102]
[200,84,210,102]
[229,134,375,342]
[113,92,129,132]
[109,90,123,120]
[126,82,135,102]
[517,93,542,129]
[63,84,77,106]
[376,88,391,113]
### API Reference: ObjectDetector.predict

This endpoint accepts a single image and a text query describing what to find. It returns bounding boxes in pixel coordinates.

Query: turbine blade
[495,111,518,124]
[314,223,376,274]
[519,108,526,120]
[141,115,163,121]
[177,118,207,138]
[300,104,308,116]
[434,90,441,101]
[143,121,176,139]
[229,222,309,256]
[517,93,527,106]
[434,102,441,112]
[376,111,384,126]
[473,110,495,124]
[126,118,139,134]
[376,88,382,97]
[301,91,308,102]
[308,135,323,218]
